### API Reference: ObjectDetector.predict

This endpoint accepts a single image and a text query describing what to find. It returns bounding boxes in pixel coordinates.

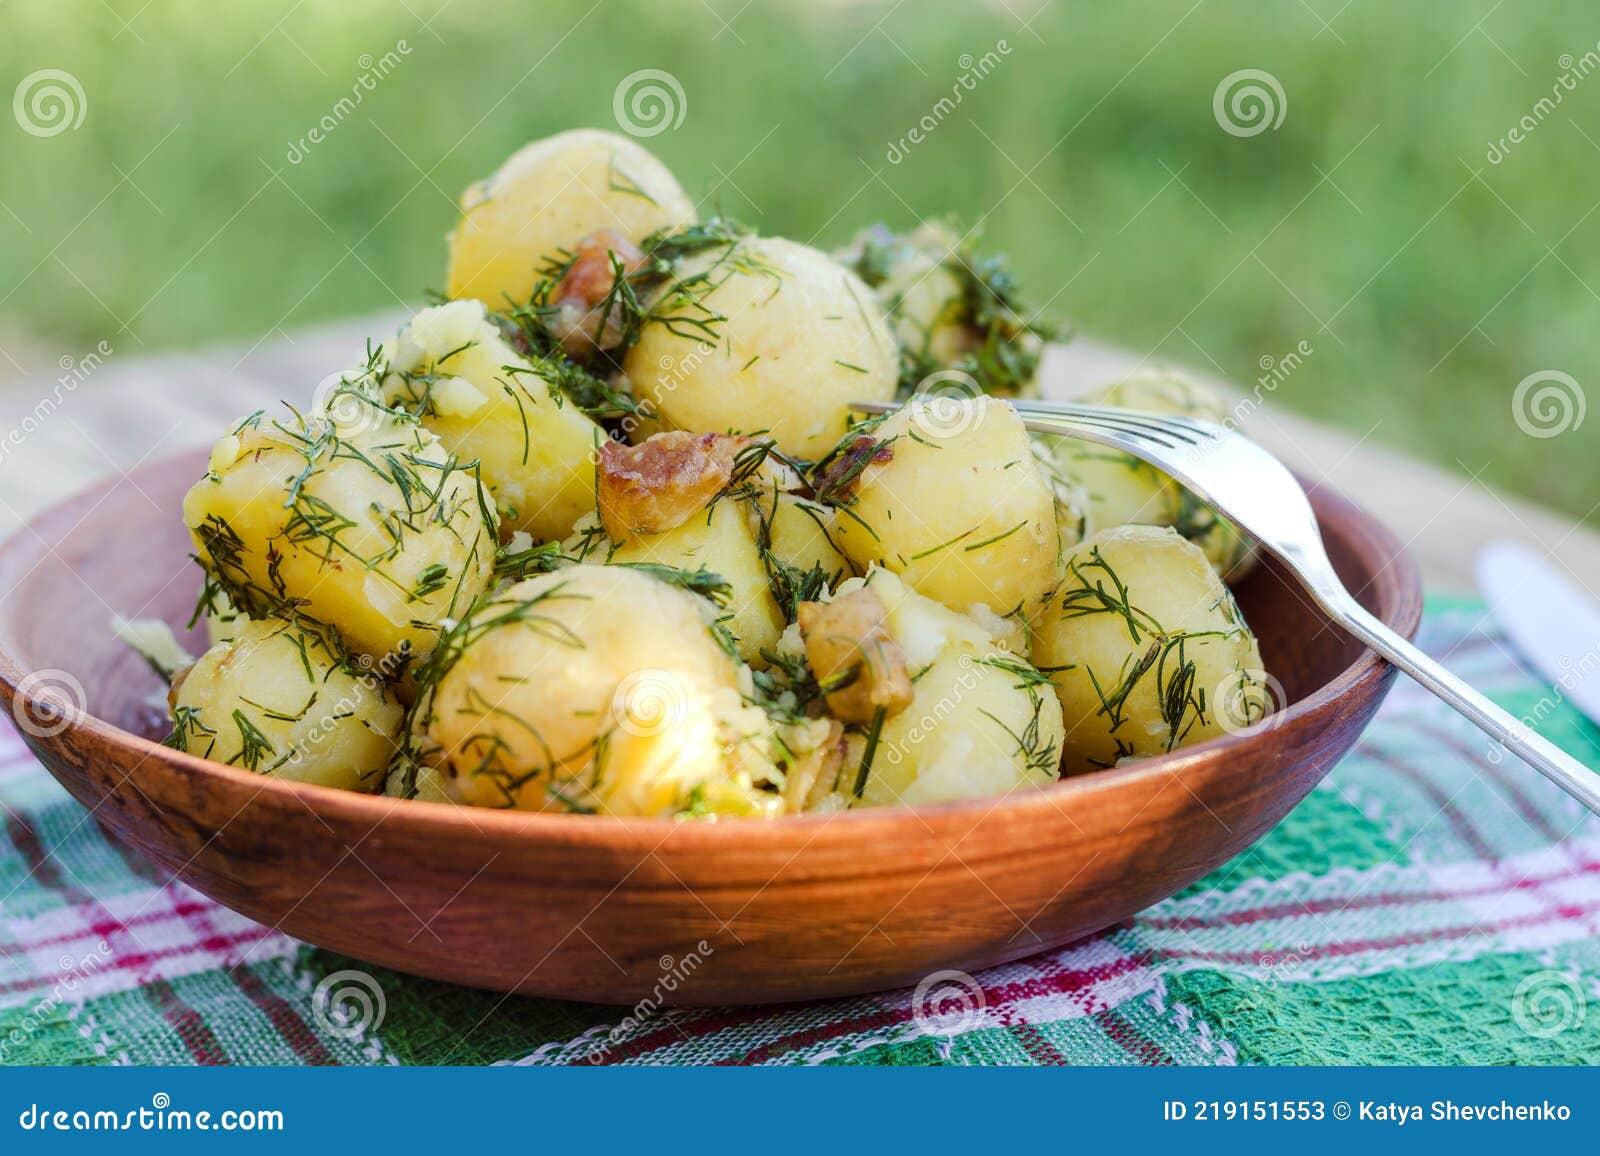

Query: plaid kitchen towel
[2,595,1597,1067]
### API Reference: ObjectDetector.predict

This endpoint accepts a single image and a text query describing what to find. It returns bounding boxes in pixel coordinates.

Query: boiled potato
[167,617,402,791]
[1048,439,1179,533]
[446,129,695,307]
[1033,524,1269,773]
[783,570,1062,808]
[623,236,898,459]
[1053,369,1257,581]
[1028,435,1090,550]
[382,299,601,542]
[607,499,784,663]
[383,758,455,803]
[828,396,1061,624]
[588,431,784,661]
[414,564,782,817]
[759,490,851,590]
[838,220,1050,397]
[183,403,498,668]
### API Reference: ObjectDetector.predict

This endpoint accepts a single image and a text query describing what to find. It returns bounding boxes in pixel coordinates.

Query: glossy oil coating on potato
[446,129,696,308]
[623,236,898,460]
[413,564,783,817]
[167,617,403,791]
[182,402,498,668]
[786,570,1062,809]
[382,299,601,542]
[828,396,1061,624]
[1033,524,1270,773]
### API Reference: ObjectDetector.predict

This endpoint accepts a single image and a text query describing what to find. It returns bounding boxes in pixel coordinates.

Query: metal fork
[853,397,1600,815]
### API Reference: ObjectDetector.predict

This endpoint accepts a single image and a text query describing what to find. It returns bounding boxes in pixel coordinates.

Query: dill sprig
[841,220,1060,399]
[610,562,734,606]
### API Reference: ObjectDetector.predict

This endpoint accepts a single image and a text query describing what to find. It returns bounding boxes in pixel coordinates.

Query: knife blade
[1476,540,1600,727]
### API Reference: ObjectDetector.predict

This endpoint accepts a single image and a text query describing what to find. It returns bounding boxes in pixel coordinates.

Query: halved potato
[383,299,601,542]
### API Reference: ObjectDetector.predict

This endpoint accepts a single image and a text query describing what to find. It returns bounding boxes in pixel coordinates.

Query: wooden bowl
[0,450,1420,1005]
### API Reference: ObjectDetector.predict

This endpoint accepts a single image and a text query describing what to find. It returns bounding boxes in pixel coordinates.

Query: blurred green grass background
[2,0,1596,521]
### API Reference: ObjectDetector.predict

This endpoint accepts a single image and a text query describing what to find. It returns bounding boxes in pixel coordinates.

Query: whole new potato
[414,564,782,817]
[827,395,1061,624]
[447,129,696,308]
[183,401,497,669]
[168,617,402,791]
[623,236,898,460]
[1033,524,1270,773]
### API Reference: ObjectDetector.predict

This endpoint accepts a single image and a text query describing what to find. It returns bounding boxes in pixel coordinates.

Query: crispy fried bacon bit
[543,229,647,357]
[811,435,892,505]
[598,431,749,544]
[797,587,914,725]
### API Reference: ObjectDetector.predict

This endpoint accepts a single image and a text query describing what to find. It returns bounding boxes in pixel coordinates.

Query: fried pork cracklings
[144,128,1270,818]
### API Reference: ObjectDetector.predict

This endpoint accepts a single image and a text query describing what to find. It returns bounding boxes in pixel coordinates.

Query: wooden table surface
[1,314,1595,597]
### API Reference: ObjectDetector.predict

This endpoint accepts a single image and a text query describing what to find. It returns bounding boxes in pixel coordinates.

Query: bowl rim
[0,455,1422,848]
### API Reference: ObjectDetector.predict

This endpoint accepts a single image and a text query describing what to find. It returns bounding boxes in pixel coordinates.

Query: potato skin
[169,618,402,791]
[830,396,1061,623]
[1032,524,1268,773]
[182,407,497,668]
[623,236,898,460]
[416,564,781,817]
[446,129,695,308]
[383,299,601,543]
[824,571,1063,808]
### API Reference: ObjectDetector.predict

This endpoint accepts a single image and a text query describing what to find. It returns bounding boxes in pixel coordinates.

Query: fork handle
[1329,597,1600,816]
